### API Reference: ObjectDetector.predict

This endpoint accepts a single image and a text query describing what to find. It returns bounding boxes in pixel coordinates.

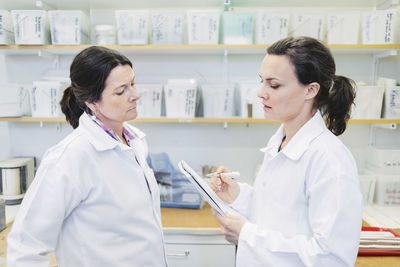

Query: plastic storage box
[292,13,325,41]
[327,11,361,44]
[222,12,254,45]
[30,81,64,117]
[0,10,14,44]
[48,10,89,45]
[201,84,234,118]
[382,86,400,119]
[186,9,220,45]
[94,25,116,45]
[148,152,203,209]
[365,146,400,206]
[362,9,399,44]
[164,79,197,118]
[115,9,149,45]
[136,84,163,118]
[352,86,384,119]
[151,10,184,45]
[236,83,264,118]
[256,11,289,44]
[366,146,400,175]
[373,174,400,206]
[11,10,50,44]
[0,84,31,117]
[359,174,377,205]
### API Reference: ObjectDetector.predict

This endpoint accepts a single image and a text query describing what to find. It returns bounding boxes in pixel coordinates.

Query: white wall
[0,122,10,161]
[3,50,400,183]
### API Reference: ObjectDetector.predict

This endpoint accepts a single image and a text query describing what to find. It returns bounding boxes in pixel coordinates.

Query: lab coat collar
[78,113,145,152]
[260,110,327,160]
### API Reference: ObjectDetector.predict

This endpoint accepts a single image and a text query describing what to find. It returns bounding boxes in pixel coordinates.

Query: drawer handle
[167,250,190,257]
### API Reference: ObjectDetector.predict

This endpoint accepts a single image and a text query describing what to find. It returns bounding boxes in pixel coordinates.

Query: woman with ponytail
[8,46,167,267]
[210,37,362,266]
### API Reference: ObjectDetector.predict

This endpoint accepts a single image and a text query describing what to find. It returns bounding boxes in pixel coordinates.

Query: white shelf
[1,44,399,56]
[1,0,388,10]
[1,117,399,124]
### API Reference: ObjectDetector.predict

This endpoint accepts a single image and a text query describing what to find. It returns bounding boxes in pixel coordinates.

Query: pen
[206,171,240,179]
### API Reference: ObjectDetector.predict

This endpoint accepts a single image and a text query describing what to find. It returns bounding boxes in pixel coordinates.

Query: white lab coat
[231,111,363,267]
[7,113,167,267]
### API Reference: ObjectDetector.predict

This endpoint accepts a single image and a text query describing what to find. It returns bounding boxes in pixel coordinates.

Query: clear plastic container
[187,9,220,45]
[0,10,14,44]
[48,10,89,45]
[115,10,149,45]
[222,12,254,45]
[94,24,116,45]
[11,9,50,44]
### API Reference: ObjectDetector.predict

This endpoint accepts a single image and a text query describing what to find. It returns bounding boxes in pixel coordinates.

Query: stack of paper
[363,205,400,228]
[360,229,400,252]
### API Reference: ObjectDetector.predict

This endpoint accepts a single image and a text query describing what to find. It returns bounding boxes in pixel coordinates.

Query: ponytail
[60,86,84,129]
[323,75,356,136]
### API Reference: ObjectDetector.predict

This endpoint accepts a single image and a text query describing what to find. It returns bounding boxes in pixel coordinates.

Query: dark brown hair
[267,36,356,136]
[60,46,132,128]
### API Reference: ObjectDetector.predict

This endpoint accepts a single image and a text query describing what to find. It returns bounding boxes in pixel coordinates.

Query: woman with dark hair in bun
[210,37,363,266]
[8,46,167,267]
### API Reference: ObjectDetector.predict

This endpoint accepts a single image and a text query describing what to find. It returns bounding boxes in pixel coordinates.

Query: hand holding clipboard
[178,160,242,218]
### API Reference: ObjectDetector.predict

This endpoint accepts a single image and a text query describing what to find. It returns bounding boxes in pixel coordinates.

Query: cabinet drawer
[166,243,235,267]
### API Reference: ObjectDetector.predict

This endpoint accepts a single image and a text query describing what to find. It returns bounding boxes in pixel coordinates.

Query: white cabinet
[164,229,235,267]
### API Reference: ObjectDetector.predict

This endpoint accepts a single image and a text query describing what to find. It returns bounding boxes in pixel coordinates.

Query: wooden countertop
[0,204,399,266]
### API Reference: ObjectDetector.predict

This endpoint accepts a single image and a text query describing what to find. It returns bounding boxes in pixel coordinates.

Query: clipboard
[178,160,242,218]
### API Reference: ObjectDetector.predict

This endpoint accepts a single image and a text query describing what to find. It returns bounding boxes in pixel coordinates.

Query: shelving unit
[0,0,399,184]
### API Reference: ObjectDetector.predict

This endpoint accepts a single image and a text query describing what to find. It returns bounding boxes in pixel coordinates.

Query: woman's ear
[85,101,96,114]
[305,82,320,100]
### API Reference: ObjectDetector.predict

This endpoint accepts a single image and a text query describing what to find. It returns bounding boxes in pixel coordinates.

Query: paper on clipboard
[178,160,243,218]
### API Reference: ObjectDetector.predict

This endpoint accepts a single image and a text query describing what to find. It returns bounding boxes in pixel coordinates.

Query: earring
[91,114,96,120]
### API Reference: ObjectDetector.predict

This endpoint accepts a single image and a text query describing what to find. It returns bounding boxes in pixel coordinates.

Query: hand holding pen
[208,166,240,204]
[206,171,240,179]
